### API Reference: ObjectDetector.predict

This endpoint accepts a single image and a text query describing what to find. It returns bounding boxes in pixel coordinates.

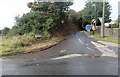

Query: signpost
[61,20,64,24]
[85,24,92,31]
[85,24,92,35]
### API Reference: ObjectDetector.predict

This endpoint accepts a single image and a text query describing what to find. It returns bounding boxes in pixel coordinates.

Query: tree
[82,1,112,23]
[9,1,73,36]
[68,9,79,24]
[77,11,83,18]
[27,1,73,28]
[9,12,54,37]
[27,1,73,15]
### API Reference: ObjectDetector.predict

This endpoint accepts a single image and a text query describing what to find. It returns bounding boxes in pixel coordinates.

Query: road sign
[92,19,96,23]
[85,25,91,31]
[61,20,64,24]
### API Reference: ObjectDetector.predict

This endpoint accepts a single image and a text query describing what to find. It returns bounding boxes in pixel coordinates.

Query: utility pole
[101,0,105,38]
[93,2,97,25]
[95,2,97,23]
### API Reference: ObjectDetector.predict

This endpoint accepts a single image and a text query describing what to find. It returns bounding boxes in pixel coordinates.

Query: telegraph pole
[101,0,105,38]
[95,2,97,24]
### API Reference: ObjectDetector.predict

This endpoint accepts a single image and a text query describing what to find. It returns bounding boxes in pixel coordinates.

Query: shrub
[9,12,54,37]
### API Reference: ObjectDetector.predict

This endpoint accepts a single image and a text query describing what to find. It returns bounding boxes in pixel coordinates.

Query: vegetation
[110,24,119,28]
[8,12,54,37]
[67,9,84,26]
[93,31,119,44]
[1,33,33,55]
[27,1,73,31]
[1,1,115,56]
[81,1,112,23]
[1,33,65,55]
[1,1,75,56]
[6,1,73,37]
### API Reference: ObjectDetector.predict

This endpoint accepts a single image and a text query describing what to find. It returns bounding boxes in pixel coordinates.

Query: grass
[93,31,120,44]
[0,33,65,56]
[0,33,34,56]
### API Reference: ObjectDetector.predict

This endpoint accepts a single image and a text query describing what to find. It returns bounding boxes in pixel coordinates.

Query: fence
[96,26,120,37]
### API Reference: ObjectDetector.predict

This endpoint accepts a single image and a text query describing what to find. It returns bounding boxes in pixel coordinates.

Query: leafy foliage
[68,9,79,25]
[27,1,73,30]
[9,12,54,37]
[7,1,73,37]
[1,1,74,55]
[82,1,112,23]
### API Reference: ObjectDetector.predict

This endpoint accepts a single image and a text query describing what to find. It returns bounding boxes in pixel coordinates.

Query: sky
[0,0,119,29]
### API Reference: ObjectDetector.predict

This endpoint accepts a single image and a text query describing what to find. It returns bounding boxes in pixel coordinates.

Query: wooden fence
[96,26,120,37]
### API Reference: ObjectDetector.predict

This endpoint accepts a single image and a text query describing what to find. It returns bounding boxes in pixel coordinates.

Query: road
[1,31,118,75]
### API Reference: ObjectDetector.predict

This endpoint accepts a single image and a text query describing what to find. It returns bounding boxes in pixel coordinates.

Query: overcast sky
[0,0,119,29]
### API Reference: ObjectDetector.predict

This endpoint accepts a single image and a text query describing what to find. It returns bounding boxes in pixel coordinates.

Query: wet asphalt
[1,31,118,75]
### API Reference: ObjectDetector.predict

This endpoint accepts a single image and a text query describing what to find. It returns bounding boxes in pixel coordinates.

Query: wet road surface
[1,31,118,75]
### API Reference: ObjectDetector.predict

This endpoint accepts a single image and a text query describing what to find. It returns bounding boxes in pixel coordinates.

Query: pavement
[1,31,118,75]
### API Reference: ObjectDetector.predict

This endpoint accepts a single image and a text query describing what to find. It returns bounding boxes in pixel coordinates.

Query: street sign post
[85,25,92,35]
[85,25,92,31]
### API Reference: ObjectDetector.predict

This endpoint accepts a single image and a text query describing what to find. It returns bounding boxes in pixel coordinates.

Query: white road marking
[91,41,118,58]
[87,47,93,51]
[60,50,67,53]
[97,41,119,47]
[76,35,83,44]
[82,53,88,56]
[51,54,82,60]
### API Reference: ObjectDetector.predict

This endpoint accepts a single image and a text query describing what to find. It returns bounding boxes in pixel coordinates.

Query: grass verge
[1,33,65,56]
[93,31,120,44]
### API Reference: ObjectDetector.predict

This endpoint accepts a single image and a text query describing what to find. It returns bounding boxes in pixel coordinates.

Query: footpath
[84,31,118,58]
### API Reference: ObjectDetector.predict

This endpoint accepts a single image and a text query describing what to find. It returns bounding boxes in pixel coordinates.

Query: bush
[111,24,119,28]
[9,12,54,36]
